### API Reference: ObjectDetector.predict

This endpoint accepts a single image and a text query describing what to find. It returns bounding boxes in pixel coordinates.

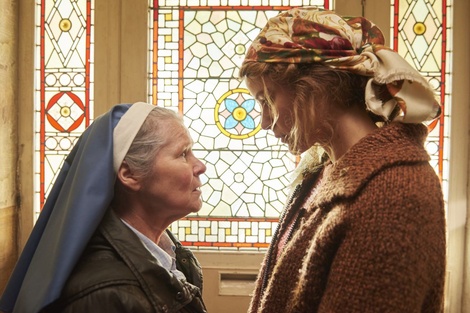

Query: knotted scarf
[243,7,441,123]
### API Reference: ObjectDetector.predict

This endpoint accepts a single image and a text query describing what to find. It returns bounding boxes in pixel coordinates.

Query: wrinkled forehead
[159,117,193,144]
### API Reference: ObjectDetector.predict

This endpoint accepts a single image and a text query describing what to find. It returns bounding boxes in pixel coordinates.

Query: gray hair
[124,107,184,177]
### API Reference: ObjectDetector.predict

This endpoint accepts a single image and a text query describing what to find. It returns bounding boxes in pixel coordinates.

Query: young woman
[239,7,446,313]
[1,103,207,313]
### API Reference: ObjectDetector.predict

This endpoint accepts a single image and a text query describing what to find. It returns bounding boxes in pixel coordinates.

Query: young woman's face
[246,76,298,150]
[138,119,206,220]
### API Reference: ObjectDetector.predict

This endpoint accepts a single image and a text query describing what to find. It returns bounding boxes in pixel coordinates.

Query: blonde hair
[239,62,383,156]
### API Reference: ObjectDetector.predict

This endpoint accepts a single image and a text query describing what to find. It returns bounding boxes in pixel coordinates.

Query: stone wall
[0,0,18,294]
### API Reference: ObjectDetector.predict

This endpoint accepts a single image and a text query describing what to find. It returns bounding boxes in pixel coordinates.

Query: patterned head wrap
[243,6,441,123]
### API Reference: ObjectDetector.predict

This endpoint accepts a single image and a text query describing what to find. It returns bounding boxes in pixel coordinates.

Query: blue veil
[0,104,131,313]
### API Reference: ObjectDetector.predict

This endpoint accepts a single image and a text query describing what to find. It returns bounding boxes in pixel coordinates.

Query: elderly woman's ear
[117,160,141,191]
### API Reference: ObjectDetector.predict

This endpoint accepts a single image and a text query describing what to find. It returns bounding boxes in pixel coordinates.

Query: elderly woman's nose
[194,158,206,175]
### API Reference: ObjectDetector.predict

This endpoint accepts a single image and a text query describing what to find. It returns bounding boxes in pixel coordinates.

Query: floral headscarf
[243,7,441,123]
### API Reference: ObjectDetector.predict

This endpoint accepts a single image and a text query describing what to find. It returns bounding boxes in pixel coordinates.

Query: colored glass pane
[391,0,450,203]
[148,0,331,250]
[34,0,94,220]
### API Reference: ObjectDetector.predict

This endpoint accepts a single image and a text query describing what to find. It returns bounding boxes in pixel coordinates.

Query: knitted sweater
[248,122,446,313]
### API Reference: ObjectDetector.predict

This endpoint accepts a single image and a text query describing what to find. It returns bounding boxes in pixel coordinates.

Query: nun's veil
[0,102,155,313]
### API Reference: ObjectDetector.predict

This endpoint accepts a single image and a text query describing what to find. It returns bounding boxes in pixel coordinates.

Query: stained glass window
[391,0,451,203]
[148,0,451,250]
[148,0,331,250]
[33,0,451,250]
[34,0,94,219]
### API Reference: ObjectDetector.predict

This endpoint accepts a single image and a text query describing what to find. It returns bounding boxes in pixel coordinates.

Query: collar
[100,210,201,312]
[120,219,186,282]
[311,123,430,207]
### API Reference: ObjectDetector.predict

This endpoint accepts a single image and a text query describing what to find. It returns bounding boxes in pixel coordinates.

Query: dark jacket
[43,210,207,313]
[249,123,446,313]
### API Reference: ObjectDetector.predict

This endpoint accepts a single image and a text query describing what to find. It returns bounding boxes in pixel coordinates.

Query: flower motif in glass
[215,88,261,139]
[224,98,256,130]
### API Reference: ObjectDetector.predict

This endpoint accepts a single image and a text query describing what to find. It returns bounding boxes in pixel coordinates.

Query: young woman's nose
[260,110,273,130]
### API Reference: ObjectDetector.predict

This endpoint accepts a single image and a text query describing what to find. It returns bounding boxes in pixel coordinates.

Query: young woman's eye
[259,99,268,109]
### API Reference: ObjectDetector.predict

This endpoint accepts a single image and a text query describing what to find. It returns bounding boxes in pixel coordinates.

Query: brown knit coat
[248,123,446,313]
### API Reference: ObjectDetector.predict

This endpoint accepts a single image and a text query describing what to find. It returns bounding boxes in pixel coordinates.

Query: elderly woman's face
[139,119,206,220]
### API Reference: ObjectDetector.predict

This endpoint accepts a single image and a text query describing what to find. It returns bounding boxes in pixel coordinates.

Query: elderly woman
[0,103,207,312]
[239,7,445,313]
